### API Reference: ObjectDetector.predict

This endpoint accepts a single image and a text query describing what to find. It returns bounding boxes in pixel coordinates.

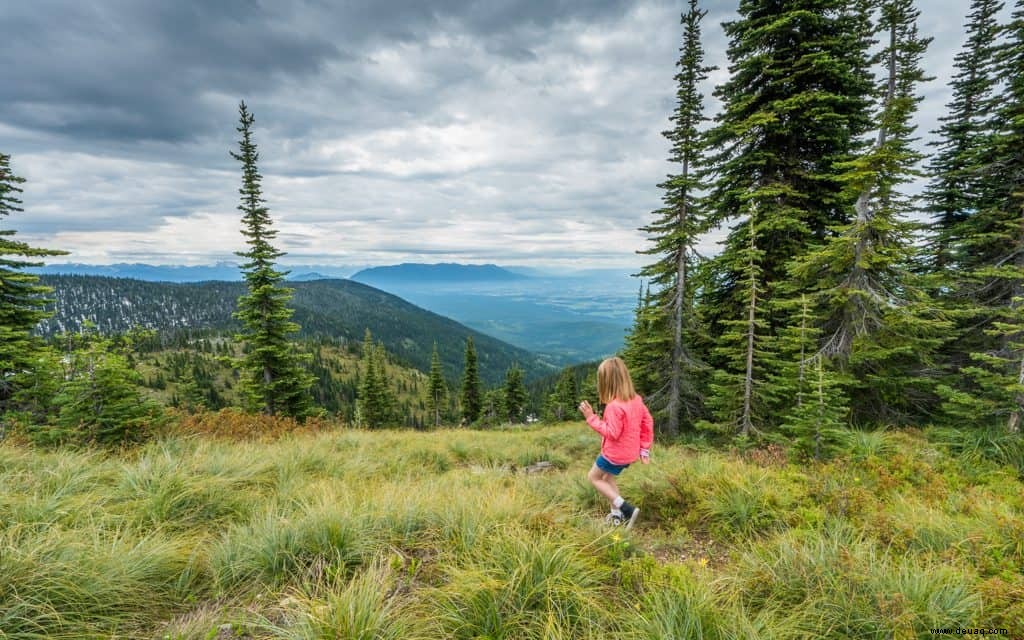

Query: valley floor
[1,423,1022,639]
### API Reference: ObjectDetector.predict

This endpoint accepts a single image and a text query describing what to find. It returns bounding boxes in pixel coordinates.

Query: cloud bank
[0,0,1001,269]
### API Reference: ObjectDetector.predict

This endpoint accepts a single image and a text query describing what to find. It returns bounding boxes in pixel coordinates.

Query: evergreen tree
[0,151,66,415]
[780,355,850,461]
[372,341,398,426]
[178,367,207,414]
[790,0,949,424]
[926,0,1005,270]
[481,388,504,424]
[356,329,397,429]
[47,332,164,446]
[503,364,527,423]
[764,295,819,417]
[427,342,447,427]
[623,283,663,399]
[580,369,600,409]
[925,0,1008,393]
[698,206,768,436]
[701,0,875,341]
[940,1,1024,432]
[960,0,1024,313]
[624,284,685,424]
[632,0,714,437]
[543,367,579,422]
[230,101,313,418]
[768,295,850,459]
[460,336,482,423]
[940,295,1024,432]
[2,346,62,438]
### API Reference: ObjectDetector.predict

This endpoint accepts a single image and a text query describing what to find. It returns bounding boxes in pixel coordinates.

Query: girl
[578,357,653,529]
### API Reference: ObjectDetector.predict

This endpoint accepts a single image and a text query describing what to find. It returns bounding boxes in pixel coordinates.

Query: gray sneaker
[604,509,624,526]
[620,502,640,530]
[625,506,640,530]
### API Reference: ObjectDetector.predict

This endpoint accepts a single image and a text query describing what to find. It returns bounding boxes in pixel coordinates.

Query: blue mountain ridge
[351,263,527,283]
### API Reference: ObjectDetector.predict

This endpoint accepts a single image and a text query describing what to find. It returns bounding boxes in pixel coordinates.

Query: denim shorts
[595,454,630,476]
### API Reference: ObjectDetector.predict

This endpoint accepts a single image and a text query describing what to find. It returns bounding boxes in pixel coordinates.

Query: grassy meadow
[1,421,1022,639]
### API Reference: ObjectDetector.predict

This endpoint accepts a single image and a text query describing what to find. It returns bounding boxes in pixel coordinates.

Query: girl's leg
[606,475,620,499]
[587,464,619,504]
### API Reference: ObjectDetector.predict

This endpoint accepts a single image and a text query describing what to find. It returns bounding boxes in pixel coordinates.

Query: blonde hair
[597,357,637,404]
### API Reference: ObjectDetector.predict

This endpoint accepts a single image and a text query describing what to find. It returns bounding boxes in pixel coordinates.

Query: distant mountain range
[36,275,556,384]
[30,261,638,364]
[351,263,526,284]
[28,262,359,282]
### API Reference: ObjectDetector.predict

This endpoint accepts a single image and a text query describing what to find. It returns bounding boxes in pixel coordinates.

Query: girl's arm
[639,401,654,462]
[585,404,626,440]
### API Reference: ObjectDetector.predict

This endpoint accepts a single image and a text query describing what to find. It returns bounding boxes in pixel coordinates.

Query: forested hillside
[36,275,554,385]
[129,336,436,426]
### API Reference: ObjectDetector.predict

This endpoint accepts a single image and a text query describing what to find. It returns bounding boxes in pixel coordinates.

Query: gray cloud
[0,0,1007,270]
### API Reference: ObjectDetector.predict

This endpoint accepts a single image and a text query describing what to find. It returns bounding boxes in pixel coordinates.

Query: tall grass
[0,525,200,639]
[731,523,978,638]
[930,425,1024,477]
[432,528,614,639]
[266,561,424,640]
[1,422,1019,639]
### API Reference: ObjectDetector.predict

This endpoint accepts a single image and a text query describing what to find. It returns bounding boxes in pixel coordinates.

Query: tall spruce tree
[0,151,66,414]
[696,0,875,433]
[503,364,527,423]
[632,0,714,437]
[623,283,659,397]
[460,336,482,423]
[427,342,447,427]
[355,329,375,427]
[701,0,875,340]
[230,101,313,418]
[699,205,768,436]
[941,1,1024,431]
[544,367,579,422]
[356,329,397,428]
[790,0,947,424]
[926,0,1005,270]
[925,0,1008,386]
[962,0,1024,311]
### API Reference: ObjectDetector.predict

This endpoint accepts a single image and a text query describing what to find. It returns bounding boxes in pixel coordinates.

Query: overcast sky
[0,0,1008,269]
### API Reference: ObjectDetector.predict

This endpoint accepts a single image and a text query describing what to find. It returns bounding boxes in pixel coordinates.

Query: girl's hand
[578,400,595,419]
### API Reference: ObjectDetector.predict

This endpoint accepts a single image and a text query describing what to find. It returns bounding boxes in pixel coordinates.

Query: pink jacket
[586,395,654,465]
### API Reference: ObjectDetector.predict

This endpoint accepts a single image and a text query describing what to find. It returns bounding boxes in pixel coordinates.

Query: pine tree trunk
[668,252,684,437]
[741,225,757,437]
[1010,350,1023,433]
[668,157,690,438]
[797,295,807,408]
[815,357,824,461]
[264,365,273,415]
[1010,236,1024,433]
